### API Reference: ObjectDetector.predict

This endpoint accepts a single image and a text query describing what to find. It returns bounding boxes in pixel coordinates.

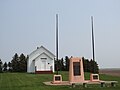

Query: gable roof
[40,46,55,57]
[29,45,55,57]
[33,52,54,61]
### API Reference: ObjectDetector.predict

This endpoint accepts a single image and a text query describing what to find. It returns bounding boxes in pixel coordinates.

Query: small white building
[27,46,55,74]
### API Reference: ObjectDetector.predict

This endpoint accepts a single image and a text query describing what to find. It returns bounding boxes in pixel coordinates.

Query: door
[41,60,46,71]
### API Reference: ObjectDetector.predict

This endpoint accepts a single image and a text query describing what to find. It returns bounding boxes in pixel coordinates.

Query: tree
[83,57,90,72]
[11,53,19,72]
[60,58,65,71]
[0,59,3,73]
[83,57,99,73]
[10,53,28,72]
[65,56,69,71]
[57,58,65,71]
[55,59,61,71]
[8,62,12,72]
[3,62,7,71]
[19,53,27,72]
[94,61,99,73]
[89,59,99,73]
[83,57,87,72]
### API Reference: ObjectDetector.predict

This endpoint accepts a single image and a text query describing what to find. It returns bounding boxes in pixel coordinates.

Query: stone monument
[69,57,85,83]
[90,73,100,82]
[52,75,62,84]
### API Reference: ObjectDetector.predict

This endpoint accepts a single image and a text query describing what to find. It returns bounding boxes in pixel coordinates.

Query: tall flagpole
[91,16,95,73]
[56,14,59,75]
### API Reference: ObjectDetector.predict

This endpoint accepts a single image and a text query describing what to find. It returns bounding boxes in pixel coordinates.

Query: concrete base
[44,80,118,87]
[52,75,62,84]
[44,81,71,85]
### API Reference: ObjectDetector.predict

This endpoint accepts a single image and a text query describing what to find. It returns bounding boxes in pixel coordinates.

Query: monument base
[90,73,100,82]
[52,75,62,84]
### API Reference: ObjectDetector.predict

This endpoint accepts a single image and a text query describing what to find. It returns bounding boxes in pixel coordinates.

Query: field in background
[100,68,120,77]
[0,72,120,90]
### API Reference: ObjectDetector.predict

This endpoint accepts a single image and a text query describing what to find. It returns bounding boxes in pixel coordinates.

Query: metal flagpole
[56,14,59,75]
[91,16,95,73]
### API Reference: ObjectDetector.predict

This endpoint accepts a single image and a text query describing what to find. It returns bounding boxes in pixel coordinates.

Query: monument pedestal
[90,73,100,82]
[52,75,62,84]
[69,57,85,83]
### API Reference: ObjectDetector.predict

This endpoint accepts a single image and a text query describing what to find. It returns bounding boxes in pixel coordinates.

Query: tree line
[0,53,27,73]
[55,56,99,73]
[0,54,99,73]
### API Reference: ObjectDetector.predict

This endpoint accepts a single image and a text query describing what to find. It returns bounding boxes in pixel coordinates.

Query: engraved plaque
[55,76,60,81]
[73,62,81,76]
[93,75,98,79]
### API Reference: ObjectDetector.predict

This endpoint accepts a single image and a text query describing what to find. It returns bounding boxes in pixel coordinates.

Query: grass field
[0,72,120,90]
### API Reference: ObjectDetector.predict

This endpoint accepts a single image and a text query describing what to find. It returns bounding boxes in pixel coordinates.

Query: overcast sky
[0,0,120,68]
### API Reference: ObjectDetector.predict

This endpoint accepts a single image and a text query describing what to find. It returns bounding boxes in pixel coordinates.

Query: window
[41,58,47,59]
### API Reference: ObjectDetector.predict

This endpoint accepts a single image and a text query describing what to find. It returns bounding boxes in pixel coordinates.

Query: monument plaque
[90,74,99,81]
[73,62,80,76]
[93,75,98,79]
[55,76,60,81]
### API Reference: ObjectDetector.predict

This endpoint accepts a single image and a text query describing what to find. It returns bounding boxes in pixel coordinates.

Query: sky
[0,0,120,68]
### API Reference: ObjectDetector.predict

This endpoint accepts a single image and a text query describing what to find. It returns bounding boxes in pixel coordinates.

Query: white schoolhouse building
[27,46,55,74]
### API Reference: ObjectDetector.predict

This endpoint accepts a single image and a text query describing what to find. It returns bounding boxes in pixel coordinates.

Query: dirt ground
[99,69,120,77]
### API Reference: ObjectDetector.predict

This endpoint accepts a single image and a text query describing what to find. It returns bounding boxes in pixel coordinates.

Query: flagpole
[91,16,95,73]
[56,14,59,75]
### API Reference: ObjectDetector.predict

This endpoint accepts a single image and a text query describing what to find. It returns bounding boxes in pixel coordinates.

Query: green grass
[0,72,120,90]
